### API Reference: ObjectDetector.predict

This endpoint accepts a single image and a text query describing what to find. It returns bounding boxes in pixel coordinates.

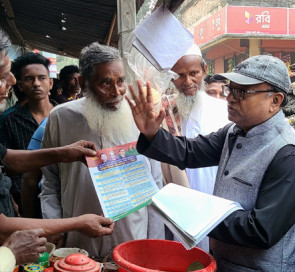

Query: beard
[175,80,206,120]
[0,99,7,114]
[81,90,135,144]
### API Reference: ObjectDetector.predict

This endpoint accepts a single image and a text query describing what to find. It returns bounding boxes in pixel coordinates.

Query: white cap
[183,43,202,57]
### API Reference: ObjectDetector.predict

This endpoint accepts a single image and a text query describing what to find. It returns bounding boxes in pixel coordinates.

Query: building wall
[215,57,224,73]
[205,39,246,59]
[262,40,295,52]
[175,0,226,33]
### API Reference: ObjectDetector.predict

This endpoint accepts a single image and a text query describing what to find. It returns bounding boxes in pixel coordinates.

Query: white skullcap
[183,43,202,57]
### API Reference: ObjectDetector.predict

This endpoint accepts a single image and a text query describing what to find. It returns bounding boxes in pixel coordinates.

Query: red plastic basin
[113,239,216,272]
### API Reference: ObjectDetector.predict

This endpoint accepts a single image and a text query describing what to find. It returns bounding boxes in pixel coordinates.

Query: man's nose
[184,75,193,85]
[33,77,41,86]
[226,91,236,102]
[110,84,121,97]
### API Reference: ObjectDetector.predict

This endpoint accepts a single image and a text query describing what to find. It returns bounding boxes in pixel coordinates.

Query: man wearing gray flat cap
[127,54,295,272]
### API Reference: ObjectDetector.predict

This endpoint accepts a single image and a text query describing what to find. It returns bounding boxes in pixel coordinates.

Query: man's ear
[203,63,208,75]
[57,88,63,95]
[49,78,53,90]
[270,92,284,111]
[78,76,85,90]
[17,80,24,92]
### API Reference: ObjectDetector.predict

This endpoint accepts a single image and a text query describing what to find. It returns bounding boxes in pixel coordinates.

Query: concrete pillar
[117,0,136,85]
[249,39,261,57]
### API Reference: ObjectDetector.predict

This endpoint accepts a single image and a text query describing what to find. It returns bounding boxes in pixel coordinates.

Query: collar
[231,110,285,138]
[232,125,247,137]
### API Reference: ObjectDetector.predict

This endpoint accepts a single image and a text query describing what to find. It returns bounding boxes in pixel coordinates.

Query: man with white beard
[40,42,164,258]
[161,44,229,251]
[0,97,7,114]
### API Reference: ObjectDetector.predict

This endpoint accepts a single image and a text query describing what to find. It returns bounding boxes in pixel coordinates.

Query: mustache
[108,95,124,103]
[0,91,9,99]
[181,84,199,91]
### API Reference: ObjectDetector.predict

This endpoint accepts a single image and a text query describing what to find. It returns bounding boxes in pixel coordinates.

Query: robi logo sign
[227,6,287,35]
[245,11,254,24]
[245,10,270,28]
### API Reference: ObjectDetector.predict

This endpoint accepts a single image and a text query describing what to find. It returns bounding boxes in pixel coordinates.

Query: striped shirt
[1,103,38,150]
[1,103,39,203]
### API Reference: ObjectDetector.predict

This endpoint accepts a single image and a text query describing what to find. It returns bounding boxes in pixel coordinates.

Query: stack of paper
[133,5,194,71]
[151,183,243,250]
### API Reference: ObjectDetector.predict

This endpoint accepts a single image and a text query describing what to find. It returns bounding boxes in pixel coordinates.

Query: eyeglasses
[222,84,274,101]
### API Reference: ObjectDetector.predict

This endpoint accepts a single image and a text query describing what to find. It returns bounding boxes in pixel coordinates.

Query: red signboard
[194,19,208,45]
[194,7,226,45]
[289,8,295,35]
[194,6,294,46]
[207,8,226,41]
[227,6,288,35]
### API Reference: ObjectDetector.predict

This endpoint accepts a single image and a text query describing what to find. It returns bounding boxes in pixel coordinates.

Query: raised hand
[126,80,165,142]
[3,229,47,265]
[77,214,114,238]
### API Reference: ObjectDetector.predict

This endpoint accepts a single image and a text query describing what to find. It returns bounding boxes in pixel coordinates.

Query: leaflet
[86,141,159,221]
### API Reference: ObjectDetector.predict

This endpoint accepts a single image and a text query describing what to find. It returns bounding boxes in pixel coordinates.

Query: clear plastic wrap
[123,34,179,94]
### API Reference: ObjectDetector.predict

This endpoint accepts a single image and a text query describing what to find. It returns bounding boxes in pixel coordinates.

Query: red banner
[289,8,295,34]
[194,19,208,45]
[227,6,288,35]
[194,6,292,46]
[207,8,226,41]
[194,7,226,45]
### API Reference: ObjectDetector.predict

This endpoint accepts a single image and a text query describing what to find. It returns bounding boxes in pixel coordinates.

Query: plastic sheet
[123,34,179,94]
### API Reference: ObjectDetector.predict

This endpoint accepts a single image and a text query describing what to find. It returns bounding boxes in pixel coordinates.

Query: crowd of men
[1,22,295,272]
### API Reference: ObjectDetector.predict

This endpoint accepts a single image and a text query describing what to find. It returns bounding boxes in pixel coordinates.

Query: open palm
[126,80,165,141]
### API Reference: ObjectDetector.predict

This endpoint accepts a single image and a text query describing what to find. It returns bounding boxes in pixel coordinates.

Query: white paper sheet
[151,184,243,249]
[133,5,194,71]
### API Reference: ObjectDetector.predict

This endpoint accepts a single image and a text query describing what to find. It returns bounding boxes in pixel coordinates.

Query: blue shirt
[27,117,48,150]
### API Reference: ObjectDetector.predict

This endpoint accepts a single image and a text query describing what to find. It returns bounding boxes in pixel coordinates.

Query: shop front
[194,5,295,79]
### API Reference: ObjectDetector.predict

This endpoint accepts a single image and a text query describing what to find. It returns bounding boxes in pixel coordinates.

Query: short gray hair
[0,28,11,52]
[79,42,122,80]
[271,85,288,107]
[0,28,11,66]
[200,57,207,73]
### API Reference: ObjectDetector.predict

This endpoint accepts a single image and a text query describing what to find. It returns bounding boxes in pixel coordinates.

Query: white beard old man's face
[170,55,206,119]
[85,61,127,111]
[81,60,135,143]
[0,55,16,108]
[171,55,205,97]
[82,88,134,144]
[175,81,205,120]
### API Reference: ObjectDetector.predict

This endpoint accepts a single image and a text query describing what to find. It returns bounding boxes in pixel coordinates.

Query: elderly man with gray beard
[161,44,229,251]
[40,42,164,259]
